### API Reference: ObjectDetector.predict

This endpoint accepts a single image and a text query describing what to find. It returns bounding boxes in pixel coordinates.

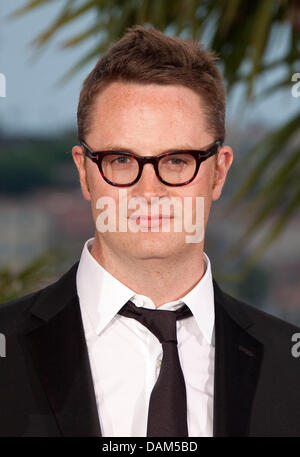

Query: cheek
[85,166,117,215]
[87,164,105,195]
[180,166,214,224]
[183,171,214,199]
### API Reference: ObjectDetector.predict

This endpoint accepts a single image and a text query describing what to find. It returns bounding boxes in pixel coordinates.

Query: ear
[212,145,233,201]
[72,145,91,201]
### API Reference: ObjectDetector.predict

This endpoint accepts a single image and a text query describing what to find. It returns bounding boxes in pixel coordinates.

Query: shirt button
[156,359,162,369]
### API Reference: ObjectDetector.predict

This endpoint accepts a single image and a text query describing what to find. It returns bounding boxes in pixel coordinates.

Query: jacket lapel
[212,279,263,436]
[20,262,102,437]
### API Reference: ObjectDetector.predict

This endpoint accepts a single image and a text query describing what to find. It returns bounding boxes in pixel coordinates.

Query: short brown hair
[77,25,226,143]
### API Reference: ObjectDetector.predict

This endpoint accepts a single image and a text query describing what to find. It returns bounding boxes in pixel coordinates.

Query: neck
[89,235,206,308]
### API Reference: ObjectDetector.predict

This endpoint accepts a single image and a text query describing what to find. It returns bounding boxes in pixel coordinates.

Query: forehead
[87,82,211,149]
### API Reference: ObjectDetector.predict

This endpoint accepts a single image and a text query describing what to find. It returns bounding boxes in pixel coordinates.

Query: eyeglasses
[80,139,222,187]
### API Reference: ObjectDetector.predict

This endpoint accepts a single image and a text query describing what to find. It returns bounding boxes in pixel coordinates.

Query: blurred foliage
[218,257,271,308]
[0,133,77,193]
[0,133,78,304]
[10,1,300,95]
[0,249,66,303]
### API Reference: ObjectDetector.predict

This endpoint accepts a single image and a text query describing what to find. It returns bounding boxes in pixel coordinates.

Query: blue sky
[0,0,299,137]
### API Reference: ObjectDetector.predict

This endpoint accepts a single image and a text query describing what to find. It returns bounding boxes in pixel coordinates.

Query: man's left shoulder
[214,279,300,345]
[233,291,299,333]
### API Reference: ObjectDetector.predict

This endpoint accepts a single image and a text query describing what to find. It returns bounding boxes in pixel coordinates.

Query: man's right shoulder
[0,261,79,335]
[0,288,45,335]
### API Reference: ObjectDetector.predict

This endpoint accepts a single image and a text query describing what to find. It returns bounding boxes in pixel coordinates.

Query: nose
[132,162,167,198]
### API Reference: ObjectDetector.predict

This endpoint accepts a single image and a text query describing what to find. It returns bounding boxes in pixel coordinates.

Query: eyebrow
[94,144,206,154]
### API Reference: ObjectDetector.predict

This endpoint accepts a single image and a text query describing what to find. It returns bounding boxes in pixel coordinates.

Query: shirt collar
[76,237,215,344]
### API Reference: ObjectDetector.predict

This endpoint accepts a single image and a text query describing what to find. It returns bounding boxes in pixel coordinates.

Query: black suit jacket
[0,261,299,437]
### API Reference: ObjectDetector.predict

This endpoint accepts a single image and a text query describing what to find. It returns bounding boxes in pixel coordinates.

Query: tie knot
[118,300,192,344]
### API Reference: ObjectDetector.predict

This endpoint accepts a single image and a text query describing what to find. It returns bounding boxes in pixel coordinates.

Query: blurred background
[0,0,299,325]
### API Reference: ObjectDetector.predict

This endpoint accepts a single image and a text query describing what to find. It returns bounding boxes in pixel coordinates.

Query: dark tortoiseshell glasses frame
[80,139,223,187]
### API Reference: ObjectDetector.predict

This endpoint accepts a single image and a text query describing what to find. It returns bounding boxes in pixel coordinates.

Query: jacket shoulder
[0,288,44,334]
[0,261,79,334]
[216,280,300,348]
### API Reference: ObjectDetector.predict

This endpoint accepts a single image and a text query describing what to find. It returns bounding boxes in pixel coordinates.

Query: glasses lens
[158,153,197,184]
[101,153,139,185]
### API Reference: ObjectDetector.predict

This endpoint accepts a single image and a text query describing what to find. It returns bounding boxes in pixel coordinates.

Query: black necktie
[118,299,193,437]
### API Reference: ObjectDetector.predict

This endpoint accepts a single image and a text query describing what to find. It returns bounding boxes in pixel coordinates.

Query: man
[0,25,299,437]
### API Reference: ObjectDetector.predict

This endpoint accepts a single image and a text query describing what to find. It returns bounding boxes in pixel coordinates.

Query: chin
[124,234,186,260]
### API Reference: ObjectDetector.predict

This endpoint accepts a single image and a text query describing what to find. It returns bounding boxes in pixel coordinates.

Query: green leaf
[9,0,57,19]
[247,0,274,97]
[246,182,300,267]
[30,0,99,47]
[230,113,300,207]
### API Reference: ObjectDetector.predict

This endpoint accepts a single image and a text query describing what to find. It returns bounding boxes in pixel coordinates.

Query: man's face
[72,82,233,262]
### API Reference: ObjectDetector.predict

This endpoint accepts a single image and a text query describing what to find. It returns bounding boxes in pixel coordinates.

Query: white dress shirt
[76,237,215,437]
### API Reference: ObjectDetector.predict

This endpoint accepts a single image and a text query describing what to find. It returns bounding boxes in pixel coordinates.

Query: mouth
[128,214,174,228]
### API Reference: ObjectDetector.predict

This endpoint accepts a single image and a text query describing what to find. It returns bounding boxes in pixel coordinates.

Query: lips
[133,215,172,220]
[128,214,174,228]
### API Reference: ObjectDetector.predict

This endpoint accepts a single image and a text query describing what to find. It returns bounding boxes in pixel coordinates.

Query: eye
[103,154,137,168]
[161,154,194,168]
[168,157,187,165]
[111,156,131,164]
